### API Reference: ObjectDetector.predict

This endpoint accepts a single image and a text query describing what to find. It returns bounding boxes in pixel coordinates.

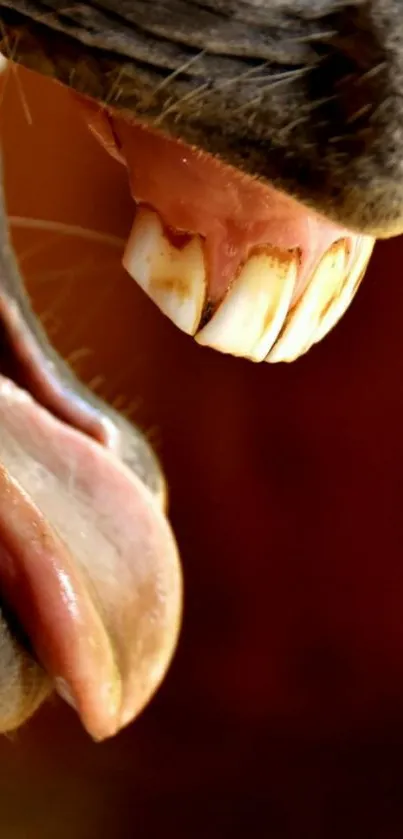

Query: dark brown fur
[0,1,402,236]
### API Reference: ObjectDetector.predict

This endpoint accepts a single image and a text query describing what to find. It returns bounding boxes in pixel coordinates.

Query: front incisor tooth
[195,248,298,362]
[123,207,206,335]
[312,235,374,346]
[267,238,350,363]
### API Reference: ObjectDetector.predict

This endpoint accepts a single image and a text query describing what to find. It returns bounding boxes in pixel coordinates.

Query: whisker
[143,423,163,450]
[28,266,84,286]
[122,397,141,421]
[66,283,115,350]
[10,59,32,125]
[0,23,32,124]
[38,310,60,339]
[38,309,59,325]
[87,374,107,394]
[231,67,310,117]
[29,252,118,285]
[65,347,93,368]
[111,393,129,411]
[0,30,19,112]
[357,62,387,84]
[151,49,207,98]
[214,60,270,92]
[154,82,210,125]
[231,92,265,117]
[17,236,64,266]
[251,67,310,89]
[345,103,372,125]
[104,65,125,106]
[8,216,126,249]
[215,63,309,97]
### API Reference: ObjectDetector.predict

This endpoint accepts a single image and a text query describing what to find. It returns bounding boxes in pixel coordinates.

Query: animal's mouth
[81,95,375,364]
[0,55,376,739]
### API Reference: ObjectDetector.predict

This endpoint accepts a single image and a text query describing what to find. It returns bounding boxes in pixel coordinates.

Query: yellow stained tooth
[195,248,298,362]
[312,235,374,346]
[267,238,349,363]
[123,207,206,336]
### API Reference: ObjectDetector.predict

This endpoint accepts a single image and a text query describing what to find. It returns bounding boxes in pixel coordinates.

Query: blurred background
[1,64,403,839]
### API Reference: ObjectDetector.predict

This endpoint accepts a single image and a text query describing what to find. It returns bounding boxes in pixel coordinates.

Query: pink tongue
[0,376,182,741]
[79,97,354,301]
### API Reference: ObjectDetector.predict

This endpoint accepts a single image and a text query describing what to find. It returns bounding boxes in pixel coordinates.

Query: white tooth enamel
[0,55,7,72]
[312,236,374,346]
[123,207,206,335]
[195,249,298,361]
[268,239,349,363]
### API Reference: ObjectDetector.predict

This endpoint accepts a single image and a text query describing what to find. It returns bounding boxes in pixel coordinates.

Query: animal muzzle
[0,0,399,738]
[0,0,400,360]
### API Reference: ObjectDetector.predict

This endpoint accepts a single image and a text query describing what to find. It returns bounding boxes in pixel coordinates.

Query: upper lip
[0,8,399,238]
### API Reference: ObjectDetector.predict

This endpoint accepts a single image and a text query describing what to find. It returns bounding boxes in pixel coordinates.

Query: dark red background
[1,65,403,838]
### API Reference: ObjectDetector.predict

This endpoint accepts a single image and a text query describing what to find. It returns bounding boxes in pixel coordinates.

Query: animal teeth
[195,248,298,361]
[123,207,206,335]
[312,236,374,346]
[267,238,350,363]
[123,206,374,363]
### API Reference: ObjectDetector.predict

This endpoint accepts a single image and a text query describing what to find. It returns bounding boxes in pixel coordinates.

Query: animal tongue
[0,206,181,741]
[0,370,181,740]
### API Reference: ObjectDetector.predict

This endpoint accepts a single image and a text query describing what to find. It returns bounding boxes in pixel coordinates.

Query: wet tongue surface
[0,375,182,741]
